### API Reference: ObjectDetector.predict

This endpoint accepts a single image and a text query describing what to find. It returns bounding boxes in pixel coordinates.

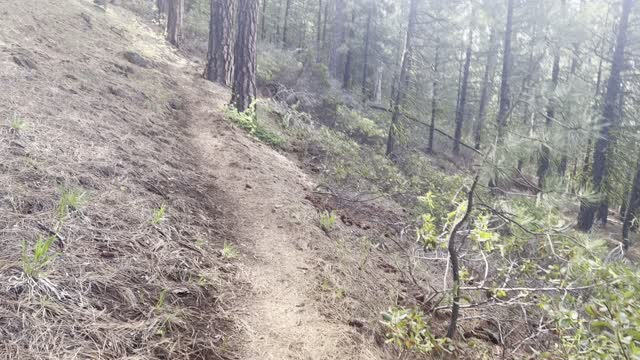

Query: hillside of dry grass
[0,1,240,358]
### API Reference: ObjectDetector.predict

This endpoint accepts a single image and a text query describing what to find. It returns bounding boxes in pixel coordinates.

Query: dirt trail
[181,80,378,359]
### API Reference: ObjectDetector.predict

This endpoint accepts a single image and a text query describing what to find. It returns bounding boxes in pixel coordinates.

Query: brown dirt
[181,77,385,359]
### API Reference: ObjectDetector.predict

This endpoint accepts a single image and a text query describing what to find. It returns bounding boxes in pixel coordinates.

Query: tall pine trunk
[205,0,235,86]
[578,0,633,231]
[385,0,417,158]
[453,29,473,156]
[496,0,514,142]
[361,4,373,96]
[232,0,258,112]
[342,12,355,89]
[536,50,561,190]
[316,0,322,61]
[282,0,292,47]
[623,158,640,249]
[428,40,440,153]
[167,0,183,47]
[260,0,268,40]
[473,28,496,150]
[329,0,346,77]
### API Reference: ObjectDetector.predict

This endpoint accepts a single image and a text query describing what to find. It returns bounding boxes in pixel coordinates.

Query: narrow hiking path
[179,79,381,359]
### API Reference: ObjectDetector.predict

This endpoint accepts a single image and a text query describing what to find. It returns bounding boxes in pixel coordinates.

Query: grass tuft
[22,235,57,279]
[319,210,336,233]
[9,117,27,133]
[56,187,86,219]
[221,242,238,259]
[151,204,167,225]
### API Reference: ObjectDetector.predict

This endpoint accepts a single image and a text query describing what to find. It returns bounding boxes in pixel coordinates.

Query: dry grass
[0,0,238,358]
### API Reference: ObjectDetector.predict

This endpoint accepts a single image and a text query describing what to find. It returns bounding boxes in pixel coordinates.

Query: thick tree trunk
[537,51,561,190]
[385,0,417,158]
[361,4,373,96]
[453,29,473,156]
[428,41,440,153]
[496,0,514,142]
[232,0,258,112]
[205,0,235,86]
[473,28,496,150]
[282,0,292,47]
[166,0,183,47]
[578,0,633,231]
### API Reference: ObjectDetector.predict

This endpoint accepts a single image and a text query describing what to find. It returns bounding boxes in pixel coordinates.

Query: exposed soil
[181,76,385,359]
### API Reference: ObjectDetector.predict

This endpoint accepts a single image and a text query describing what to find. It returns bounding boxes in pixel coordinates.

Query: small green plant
[151,205,167,225]
[9,117,27,133]
[319,210,336,233]
[22,235,57,279]
[381,307,449,354]
[224,104,284,147]
[56,187,86,219]
[156,289,168,310]
[221,242,238,259]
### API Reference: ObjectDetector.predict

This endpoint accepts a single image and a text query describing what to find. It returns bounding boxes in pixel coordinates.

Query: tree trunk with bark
[260,0,268,40]
[623,158,640,250]
[232,0,258,112]
[205,0,235,86]
[166,0,183,47]
[329,0,346,78]
[282,0,292,47]
[361,3,373,96]
[342,11,355,89]
[473,28,496,150]
[578,0,633,231]
[496,0,514,142]
[453,29,473,156]
[385,0,417,159]
[157,0,168,15]
[537,50,561,190]
[428,40,440,153]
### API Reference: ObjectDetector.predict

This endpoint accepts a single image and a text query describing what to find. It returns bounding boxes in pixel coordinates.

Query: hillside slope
[0,1,393,359]
[0,1,235,358]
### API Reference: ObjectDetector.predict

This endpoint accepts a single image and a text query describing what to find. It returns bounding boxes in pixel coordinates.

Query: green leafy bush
[381,307,449,353]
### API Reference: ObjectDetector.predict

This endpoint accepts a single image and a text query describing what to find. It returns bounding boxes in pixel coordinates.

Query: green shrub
[381,307,449,353]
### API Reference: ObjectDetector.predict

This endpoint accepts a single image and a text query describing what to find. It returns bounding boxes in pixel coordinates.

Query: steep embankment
[0,1,236,358]
[0,1,392,359]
